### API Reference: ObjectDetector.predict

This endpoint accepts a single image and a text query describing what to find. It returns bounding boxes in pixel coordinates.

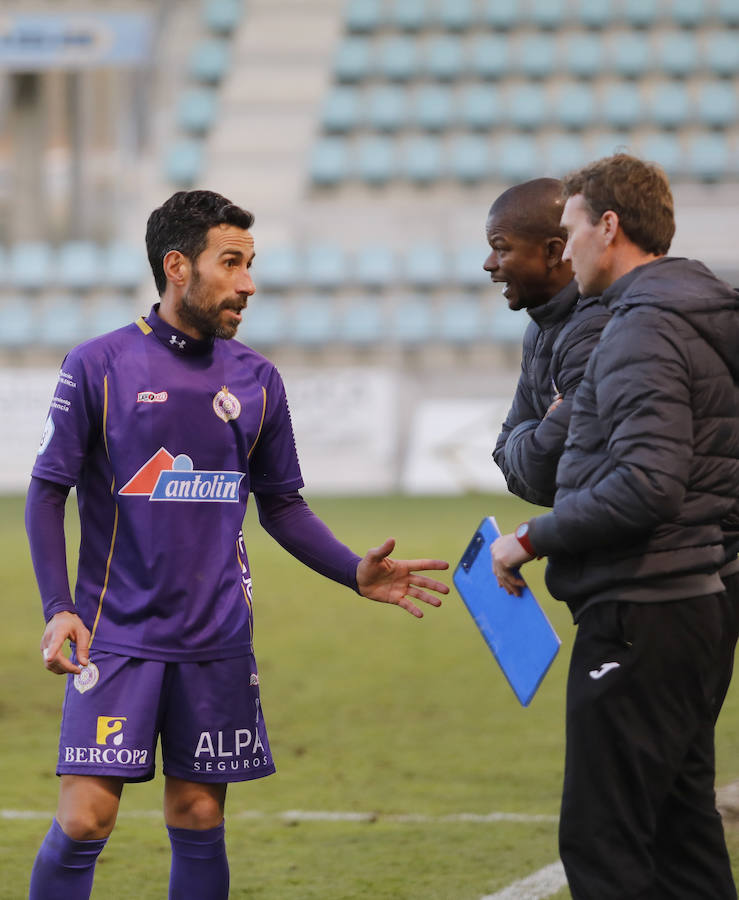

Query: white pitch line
[481,861,567,900]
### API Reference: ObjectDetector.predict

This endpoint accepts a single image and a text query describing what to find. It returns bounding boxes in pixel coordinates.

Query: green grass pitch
[1,492,737,898]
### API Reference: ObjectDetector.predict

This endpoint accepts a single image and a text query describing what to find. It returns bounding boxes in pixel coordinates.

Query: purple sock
[167,822,229,900]
[28,818,107,900]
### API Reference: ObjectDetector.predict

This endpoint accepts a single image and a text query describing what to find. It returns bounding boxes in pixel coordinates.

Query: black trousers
[559,595,737,900]
[716,570,739,718]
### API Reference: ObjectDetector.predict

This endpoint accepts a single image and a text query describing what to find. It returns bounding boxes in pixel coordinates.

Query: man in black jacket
[492,154,739,899]
[487,178,611,507]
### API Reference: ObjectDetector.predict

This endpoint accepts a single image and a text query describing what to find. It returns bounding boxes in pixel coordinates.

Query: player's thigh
[57,774,125,840]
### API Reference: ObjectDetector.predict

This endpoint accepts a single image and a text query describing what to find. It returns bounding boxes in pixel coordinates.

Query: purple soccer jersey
[32,305,304,661]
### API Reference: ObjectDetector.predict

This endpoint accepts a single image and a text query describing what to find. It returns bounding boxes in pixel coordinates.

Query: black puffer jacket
[529,258,739,620]
[493,280,611,506]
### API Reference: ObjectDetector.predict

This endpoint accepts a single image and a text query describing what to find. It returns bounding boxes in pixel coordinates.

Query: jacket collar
[145,303,215,356]
[527,279,580,328]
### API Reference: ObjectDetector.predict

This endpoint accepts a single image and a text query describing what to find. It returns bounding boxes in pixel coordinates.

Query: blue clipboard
[453,516,561,707]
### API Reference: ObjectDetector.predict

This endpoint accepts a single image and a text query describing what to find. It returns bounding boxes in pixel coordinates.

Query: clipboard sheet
[453,516,561,706]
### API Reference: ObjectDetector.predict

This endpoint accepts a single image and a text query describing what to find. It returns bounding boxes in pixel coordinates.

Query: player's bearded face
[179,263,243,340]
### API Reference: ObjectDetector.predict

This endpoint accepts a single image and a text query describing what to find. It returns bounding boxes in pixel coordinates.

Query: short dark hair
[488,177,567,243]
[145,190,254,295]
[562,154,675,256]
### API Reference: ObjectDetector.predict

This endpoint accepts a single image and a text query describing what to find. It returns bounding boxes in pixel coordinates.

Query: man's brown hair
[562,153,675,256]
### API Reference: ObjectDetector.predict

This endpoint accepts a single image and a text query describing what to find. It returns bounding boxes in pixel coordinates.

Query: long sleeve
[25,476,75,621]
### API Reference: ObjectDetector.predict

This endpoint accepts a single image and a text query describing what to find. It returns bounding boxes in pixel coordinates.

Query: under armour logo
[589,661,621,680]
[169,335,186,350]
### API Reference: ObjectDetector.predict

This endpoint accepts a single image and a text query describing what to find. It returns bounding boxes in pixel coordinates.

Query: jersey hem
[88,638,254,663]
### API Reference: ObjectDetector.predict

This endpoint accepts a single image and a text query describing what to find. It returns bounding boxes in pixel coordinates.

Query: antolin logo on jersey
[119,447,245,502]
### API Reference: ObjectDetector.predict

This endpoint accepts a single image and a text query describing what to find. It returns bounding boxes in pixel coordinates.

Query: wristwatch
[515,521,536,557]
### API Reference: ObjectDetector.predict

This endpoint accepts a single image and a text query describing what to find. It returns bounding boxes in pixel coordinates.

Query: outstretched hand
[40,611,90,675]
[356,538,449,618]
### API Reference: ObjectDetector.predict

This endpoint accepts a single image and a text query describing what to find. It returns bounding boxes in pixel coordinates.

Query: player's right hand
[40,611,91,675]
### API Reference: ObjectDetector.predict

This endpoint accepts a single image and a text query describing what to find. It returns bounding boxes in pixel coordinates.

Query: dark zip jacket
[528,257,739,620]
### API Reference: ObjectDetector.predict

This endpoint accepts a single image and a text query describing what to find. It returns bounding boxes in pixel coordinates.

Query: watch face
[516,523,529,538]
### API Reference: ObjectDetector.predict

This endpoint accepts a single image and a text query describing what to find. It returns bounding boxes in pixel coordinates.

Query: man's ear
[162,250,190,287]
[600,210,620,246]
[545,236,566,268]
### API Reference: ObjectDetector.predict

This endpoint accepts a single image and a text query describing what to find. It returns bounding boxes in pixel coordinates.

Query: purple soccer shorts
[57,650,275,783]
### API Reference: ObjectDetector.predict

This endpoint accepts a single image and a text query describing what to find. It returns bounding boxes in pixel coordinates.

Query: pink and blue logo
[119,448,244,502]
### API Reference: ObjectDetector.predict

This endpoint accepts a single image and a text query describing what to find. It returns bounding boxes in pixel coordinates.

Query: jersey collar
[145,304,215,356]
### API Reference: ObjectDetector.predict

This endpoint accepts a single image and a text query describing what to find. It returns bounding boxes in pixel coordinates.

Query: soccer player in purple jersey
[25,190,449,900]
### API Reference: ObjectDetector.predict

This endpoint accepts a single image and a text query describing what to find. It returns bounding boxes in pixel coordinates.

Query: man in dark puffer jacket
[488,178,611,507]
[492,154,739,900]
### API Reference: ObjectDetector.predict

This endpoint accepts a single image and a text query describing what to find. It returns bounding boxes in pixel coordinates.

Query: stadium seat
[703,32,739,77]
[452,247,489,289]
[637,132,683,177]
[402,244,446,288]
[600,82,643,129]
[671,0,706,28]
[718,0,739,26]
[164,140,204,187]
[188,40,230,84]
[540,134,588,176]
[609,32,650,78]
[333,38,373,83]
[0,298,34,348]
[58,241,101,291]
[321,87,361,133]
[425,36,465,81]
[389,0,430,31]
[256,246,298,291]
[507,84,548,130]
[366,85,408,132]
[648,81,691,130]
[376,36,419,82]
[339,296,385,345]
[518,34,557,79]
[354,245,398,288]
[436,0,477,32]
[469,35,509,80]
[413,85,454,132]
[390,296,435,344]
[458,84,500,131]
[530,0,569,30]
[448,135,491,184]
[177,88,218,136]
[493,134,537,182]
[555,81,596,130]
[587,131,633,160]
[88,296,136,338]
[37,297,86,348]
[310,138,350,186]
[241,296,287,346]
[202,0,242,36]
[657,31,699,78]
[104,242,146,292]
[304,245,348,291]
[695,81,737,129]
[400,137,444,184]
[575,0,614,29]
[481,0,519,30]
[8,241,53,291]
[561,33,604,79]
[440,296,485,344]
[291,298,338,346]
[686,132,730,181]
[489,302,528,345]
[622,0,658,27]
[344,0,384,33]
[355,136,398,184]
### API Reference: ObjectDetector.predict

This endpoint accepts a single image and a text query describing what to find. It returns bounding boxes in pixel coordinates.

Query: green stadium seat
[188,40,230,84]
[58,241,101,291]
[609,32,650,78]
[425,36,465,81]
[436,0,477,32]
[402,245,446,288]
[389,0,430,32]
[413,85,454,132]
[555,82,596,130]
[240,296,287,346]
[493,135,537,182]
[355,136,398,184]
[518,34,557,79]
[637,132,683,177]
[400,137,444,184]
[649,81,691,129]
[530,0,569,30]
[256,246,298,291]
[657,31,699,78]
[164,140,204,187]
[339,297,384,344]
[686,132,730,181]
[459,83,500,130]
[470,34,509,80]
[452,248,489,289]
[622,0,658,27]
[354,245,398,288]
[177,89,218,136]
[390,296,434,344]
[448,135,491,184]
[703,32,739,77]
[9,241,53,291]
[507,84,548,130]
[310,138,350,186]
[333,38,373,83]
[600,82,643,129]
[481,0,519,30]
[671,0,707,28]
[202,0,242,36]
[291,298,338,346]
[321,87,361,133]
[540,134,588,176]
[441,296,485,344]
[561,33,604,79]
[305,246,348,291]
[38,297,86,348]
[696,81,737,129]
[104,242,146,292]
[0,297,34,347]
[576,0,615,29]
[376,36,419,82]
[366,85,407,132]
[345,0,384,33]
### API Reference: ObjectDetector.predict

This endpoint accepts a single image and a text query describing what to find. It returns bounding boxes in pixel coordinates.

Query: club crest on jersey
[213,386,241,423]
[74,661,100,694]
[119,447,245,502]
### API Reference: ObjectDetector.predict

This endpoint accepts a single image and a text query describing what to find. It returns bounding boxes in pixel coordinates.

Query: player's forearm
[25,476,76,620]
[254,491,361,590]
